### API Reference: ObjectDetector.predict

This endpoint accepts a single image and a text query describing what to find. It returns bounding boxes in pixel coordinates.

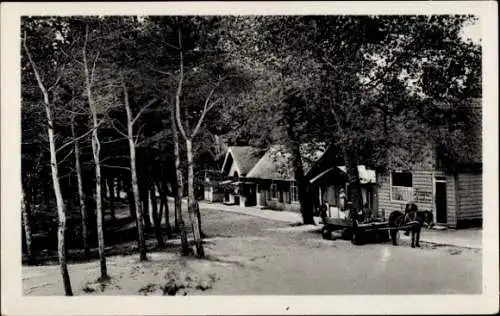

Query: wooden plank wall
[377,171,448,219]
[260,180,301,212]
[445,174,458,227]
[457,171,482,220]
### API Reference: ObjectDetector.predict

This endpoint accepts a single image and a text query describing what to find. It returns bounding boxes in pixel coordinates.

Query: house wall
[377,143,484,227]
[204,186,224,203]
[457,171,482,221]
[446,174,458,227]
[228,161,240,178]
[377,170,478,227]
[256,180,301,212]
[378,170,443,214]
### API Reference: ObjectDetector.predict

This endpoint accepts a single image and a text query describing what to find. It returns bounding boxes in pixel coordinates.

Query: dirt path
[23,209,481,295]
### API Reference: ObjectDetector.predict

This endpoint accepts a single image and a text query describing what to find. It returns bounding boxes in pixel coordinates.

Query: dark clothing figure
[404,202,418,235]
[319,202,328,223]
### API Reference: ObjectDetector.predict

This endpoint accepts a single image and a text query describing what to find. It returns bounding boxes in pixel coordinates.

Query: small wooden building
[246,146,301,211]
[309,165,377,219]
[219,146,264,206]
[245,144,324,212]
[377,149,482,228]
[377,99,482,228]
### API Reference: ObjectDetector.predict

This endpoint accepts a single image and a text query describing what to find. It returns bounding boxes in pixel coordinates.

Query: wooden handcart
[321,215,416,245]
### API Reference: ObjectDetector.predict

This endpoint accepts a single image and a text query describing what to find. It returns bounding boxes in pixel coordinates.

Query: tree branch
[90,51,100,86]
[56,120,103,153]
[109,118,129,138]
[132,98,159,125]
[100,164,131,171]
[57,148,74,166]
[100,137,128,144]
[48,64,66,92]
[174,29,188,141]
[22,31,49,102]
[59,47,84,67]
[192,85,218,138]
[148,66,174,77]
[134,123,146,145]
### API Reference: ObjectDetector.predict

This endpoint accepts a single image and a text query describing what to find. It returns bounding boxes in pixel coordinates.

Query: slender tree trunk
[343,147,364,212]
[186,139,205,258]
[171,106,190,256]
[161,182,173,239]
[116,177,121,200]
[173,181,179,232]
[173,32,204,257]
[47,105,73,295]
[123,81,147,261]
[83,27,107,280]
[331,106,364,213]
[23,36,73,296]
[284,98,315,225]
[90,115,107,279]
[71,119,89,259]
[126,181,137,220]
[289,142,315,225]
[150,183,165,248]
[107,176,116,220]
[101,175,108,219]
[21,187,34,264]
[156,180,172,239]
[140,179,152,230]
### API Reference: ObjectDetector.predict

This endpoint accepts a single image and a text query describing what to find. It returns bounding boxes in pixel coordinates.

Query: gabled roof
[221,146,264,176]
[246,144,325,181]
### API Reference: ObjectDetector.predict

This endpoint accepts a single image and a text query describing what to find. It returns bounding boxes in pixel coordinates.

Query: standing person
[339,188,346,211]
[404,200,418,236]
[319,200,328,224]
[345,201,355,220]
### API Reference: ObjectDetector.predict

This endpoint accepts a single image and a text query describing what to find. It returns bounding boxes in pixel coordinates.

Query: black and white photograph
[1,1,498,315]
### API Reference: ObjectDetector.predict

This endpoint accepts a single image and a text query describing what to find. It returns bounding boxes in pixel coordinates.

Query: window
[391,172,413,202]
[270,183,278,200]
[290,182,299,202]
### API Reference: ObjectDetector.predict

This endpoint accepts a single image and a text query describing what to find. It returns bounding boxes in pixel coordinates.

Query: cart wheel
[322,227,332,240]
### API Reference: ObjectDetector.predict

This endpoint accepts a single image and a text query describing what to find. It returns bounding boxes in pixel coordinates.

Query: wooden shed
[377,99,482,228]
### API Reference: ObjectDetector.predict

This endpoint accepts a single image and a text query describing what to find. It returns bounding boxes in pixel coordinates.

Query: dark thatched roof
[246,144,325,181]
[221,146,264,176]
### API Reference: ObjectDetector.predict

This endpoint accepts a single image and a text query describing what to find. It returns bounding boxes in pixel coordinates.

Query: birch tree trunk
[140,179,152,229]
[23,34,73,296]
[107,177,116,220]
[123,82,148,261]
[173,30,206,257]
[83,25,107,279]
[46,104,74,295]
[150,183,165,247]
[71,118,89,259]
[21,187,34,264]
[171,105,190,256]
[161,182,173,239]
[186,139,205,257]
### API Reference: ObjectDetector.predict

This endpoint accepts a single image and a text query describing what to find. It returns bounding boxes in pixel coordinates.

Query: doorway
[435,179,447,224]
